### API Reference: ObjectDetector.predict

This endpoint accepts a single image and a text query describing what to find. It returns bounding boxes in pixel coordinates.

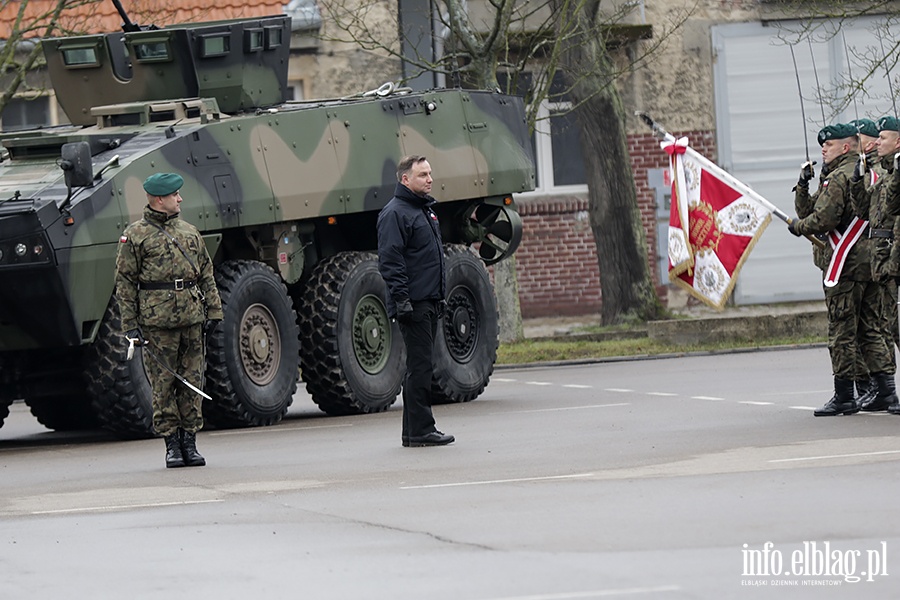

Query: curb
[496,342,828,370]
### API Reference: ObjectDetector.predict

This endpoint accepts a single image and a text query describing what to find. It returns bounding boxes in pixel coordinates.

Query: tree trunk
[559,4,664,325]
[449,0,526,342]
[494,255,523,342]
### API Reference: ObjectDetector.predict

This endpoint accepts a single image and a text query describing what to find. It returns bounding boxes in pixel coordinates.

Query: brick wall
[511,129,717,318]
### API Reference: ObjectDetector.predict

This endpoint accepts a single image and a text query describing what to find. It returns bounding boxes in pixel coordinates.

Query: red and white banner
[663,137,771,309]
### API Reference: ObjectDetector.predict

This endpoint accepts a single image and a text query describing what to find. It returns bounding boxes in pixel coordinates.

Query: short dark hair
[397,155,427,182]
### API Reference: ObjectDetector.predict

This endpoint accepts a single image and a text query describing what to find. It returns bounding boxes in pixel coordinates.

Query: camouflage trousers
[887,283,900,351]
[143,324,206,436]
[825,280,896,379]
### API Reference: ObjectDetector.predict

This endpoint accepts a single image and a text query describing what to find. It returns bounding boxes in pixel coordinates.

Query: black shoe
[407,431,455,447]
[814,399,859,416]
[860,396,893,411]
[179,429,206,467]
[856,378,877,406]
[164,434,186,468]
[814,378,858,417]
[869,373,900,413]
[402,436,410,447]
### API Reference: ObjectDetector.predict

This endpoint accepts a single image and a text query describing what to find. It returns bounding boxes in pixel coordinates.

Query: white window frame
[518,100,589,198]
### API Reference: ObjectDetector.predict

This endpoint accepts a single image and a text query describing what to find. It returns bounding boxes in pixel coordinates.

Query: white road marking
[500,403,630,415]
[479,585,682,599]
[209,423,354,436]
[762,390,831,396]
[493,378,518,383]
[525,381,554,386]
[646,392,678,397]
[769,450,900,464]
[739,401,773,406]
[401,472,594,490]
[563,384,593,389]
[789,406,816,410]
[692,396,723,401]
[605,388,634,393]
[31,499,224,515]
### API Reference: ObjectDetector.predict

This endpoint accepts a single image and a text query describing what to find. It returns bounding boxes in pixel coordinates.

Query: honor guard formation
[787,116,900,417]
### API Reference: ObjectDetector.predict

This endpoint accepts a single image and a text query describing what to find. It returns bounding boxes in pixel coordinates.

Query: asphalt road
[2,346,899,599]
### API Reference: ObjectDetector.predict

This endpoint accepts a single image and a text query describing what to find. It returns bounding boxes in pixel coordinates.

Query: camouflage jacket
[884,158,900,217]
[115,205,224,331]
[850,156,898,280]
[794,152,871,280]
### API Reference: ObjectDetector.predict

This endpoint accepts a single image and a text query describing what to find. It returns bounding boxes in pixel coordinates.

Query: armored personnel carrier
[0,10,534,438]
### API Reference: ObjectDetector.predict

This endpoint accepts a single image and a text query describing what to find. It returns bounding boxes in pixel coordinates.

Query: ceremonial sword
[126,335,212,400]
[842,32,868,176]
[790,43,817,178]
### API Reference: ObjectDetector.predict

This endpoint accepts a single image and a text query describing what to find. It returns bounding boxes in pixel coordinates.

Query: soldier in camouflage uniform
[115,173,224,467]
[788,124,892,416]
[850,116,900,413]
[847,118,894,406]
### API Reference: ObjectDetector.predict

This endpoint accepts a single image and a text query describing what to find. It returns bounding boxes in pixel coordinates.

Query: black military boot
[814,378,859,416]
[164,434,186,468]
[180,429,206,467]
[861,372,898,412]
[855,377,877,407]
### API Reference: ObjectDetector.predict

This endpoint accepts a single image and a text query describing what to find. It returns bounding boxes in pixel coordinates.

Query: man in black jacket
[377,155,454,447]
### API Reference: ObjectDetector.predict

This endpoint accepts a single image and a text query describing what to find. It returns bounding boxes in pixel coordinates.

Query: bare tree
[317,0,692,326]
[0,0,75,116]
[766,1,900,118]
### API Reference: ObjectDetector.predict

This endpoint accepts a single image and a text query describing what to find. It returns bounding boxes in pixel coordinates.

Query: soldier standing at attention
[377,155,454,447]
[849,116,900,413]
[788,124,890,417]
[115,173,224,467]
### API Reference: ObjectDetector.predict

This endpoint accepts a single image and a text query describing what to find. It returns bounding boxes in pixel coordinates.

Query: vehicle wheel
[0,398,10,428]
[432,244,499,403]
[299,252,405,415]
[25,390,100,431]
[83,297,155,439]
[204,260,300,428]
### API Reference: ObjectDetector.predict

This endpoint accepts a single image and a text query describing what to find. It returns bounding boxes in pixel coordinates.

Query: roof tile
[2,0,286,39]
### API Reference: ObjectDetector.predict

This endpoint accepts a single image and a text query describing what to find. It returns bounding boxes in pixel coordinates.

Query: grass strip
[497,334,826,365]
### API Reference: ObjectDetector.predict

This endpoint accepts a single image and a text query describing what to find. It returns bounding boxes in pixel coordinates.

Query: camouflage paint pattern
[143,323,206,436]
[0,16,534,360]
[115,204,224,332]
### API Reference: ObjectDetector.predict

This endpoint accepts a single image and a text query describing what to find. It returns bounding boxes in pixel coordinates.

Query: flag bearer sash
[823,217,867,287]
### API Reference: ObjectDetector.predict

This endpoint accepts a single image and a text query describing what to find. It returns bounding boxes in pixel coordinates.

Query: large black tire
[19,360,100,431]
[432,244,499,403]
[84,297,155,439]
[299,252,405,416]
[25,396,97,431]
[0,398,13,429]
[204,260,300,428]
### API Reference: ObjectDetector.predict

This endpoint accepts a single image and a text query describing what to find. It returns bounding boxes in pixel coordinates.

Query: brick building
[4,0,891,316]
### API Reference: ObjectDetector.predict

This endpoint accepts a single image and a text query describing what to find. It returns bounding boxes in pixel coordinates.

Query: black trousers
[399,300,440,438]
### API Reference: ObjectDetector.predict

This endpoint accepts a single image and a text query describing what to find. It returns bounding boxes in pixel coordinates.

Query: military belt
[869,229,894,240]
[139,279,197,291]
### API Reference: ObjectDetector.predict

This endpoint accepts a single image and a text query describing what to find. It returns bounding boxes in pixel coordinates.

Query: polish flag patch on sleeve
[119,234,128,243]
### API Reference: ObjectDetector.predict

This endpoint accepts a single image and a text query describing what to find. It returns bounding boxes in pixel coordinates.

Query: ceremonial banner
[663,138,772,309]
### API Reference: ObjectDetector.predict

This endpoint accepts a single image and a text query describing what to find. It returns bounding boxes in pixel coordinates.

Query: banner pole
[636,112,825,250]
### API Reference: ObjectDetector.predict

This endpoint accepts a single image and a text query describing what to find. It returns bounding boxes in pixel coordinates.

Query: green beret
[817,123,858,146]
[877,115,900,132]
[143,173,184,196]
[851,118,879,138]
